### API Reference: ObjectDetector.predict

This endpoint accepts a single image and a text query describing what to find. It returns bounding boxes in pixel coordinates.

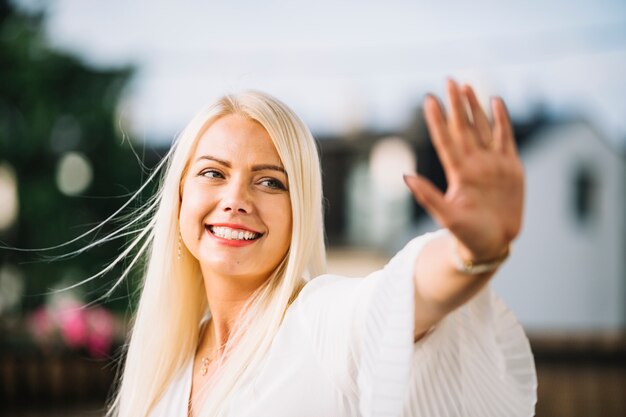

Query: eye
[259,177,287,191]
[199,169,224,179]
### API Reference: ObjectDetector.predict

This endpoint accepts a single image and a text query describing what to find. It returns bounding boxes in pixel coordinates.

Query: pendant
[201,357,211,376]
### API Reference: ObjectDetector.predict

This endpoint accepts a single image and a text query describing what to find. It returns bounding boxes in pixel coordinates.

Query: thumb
[403,174,450,225]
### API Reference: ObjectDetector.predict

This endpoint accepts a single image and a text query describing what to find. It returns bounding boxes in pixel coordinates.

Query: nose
[220,178,253,214]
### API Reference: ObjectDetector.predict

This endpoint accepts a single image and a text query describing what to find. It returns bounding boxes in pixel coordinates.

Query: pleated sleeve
[296,229,537,417]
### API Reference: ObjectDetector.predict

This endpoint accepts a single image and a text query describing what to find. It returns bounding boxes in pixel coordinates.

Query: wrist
[451,238,510,275]
[456,239,510,263]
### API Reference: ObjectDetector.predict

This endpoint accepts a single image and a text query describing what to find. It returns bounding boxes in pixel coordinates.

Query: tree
[0,0,146,314]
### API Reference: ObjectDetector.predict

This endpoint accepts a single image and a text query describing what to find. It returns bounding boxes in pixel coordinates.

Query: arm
[404,80,525,342]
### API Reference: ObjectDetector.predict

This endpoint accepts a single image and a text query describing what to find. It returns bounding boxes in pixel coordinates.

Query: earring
[177,232,182,261]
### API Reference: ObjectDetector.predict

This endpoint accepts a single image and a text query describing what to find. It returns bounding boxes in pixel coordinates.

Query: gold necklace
[200,342,228,376]
[200,356,212,376]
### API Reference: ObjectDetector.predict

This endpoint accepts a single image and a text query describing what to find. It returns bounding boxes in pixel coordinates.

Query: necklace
[200,341,228,376]
[200,356,212,376]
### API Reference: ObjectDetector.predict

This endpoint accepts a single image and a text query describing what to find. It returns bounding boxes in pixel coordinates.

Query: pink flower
[26,296,119,358]
[57,303,88,348]
[86,307,115,358]
[27,306,55,343]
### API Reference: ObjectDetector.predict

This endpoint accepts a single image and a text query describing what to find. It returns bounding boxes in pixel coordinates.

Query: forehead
[192,114,283,165]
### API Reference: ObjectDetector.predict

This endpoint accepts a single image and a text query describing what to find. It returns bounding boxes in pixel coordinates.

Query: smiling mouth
[207,225,263,241]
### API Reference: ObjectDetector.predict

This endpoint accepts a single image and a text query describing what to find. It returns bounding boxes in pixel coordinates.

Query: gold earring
[177,233,182,261]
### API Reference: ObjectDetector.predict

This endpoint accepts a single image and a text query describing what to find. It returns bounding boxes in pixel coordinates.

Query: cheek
[181,182,210,212]
[179,185,210,238]
[275,199,293,250]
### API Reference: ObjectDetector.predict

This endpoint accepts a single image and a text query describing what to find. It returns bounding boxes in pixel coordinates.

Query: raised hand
[404,79,524,261]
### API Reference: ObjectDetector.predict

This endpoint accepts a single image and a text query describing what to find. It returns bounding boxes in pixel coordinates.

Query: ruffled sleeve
[356,229,537,417]
[297,229,537,417]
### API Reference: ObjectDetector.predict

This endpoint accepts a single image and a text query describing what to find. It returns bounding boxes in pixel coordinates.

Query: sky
[17,0,626,148]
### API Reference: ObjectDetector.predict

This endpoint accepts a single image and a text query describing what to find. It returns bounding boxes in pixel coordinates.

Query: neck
[199,268,269,354]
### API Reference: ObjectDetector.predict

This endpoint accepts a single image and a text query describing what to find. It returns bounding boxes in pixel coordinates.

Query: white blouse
[150,230,537,417]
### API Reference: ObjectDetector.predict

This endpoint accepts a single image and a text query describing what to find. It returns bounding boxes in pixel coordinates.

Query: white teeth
[210,226,260,241]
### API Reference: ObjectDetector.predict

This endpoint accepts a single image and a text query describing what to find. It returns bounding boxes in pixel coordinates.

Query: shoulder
[297,230,444,301]
[295,273,378,314]
[293,230,445,316]
[293,274,361,320]
[290,273,376,334]
[298,274,357,299]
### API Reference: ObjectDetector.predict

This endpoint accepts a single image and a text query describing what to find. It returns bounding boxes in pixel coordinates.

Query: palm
[405,80,524,259]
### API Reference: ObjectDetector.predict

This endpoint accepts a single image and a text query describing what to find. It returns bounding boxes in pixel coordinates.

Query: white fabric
[150,230,537,417]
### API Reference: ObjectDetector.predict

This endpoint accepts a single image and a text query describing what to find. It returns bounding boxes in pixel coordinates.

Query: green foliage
[0,0,149,313]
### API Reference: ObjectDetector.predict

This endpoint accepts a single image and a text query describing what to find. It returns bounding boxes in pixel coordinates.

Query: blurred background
[0,0,624,415]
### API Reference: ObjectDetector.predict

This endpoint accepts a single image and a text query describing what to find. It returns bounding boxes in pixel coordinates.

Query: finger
[423,94,461,170]
[447,79,470,127]
[461,84,492,148]
[403,174,451,226]
[491,97,517,155]
[448,79,478,154]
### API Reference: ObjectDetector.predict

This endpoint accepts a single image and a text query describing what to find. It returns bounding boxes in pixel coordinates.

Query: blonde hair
[106,91,326,417]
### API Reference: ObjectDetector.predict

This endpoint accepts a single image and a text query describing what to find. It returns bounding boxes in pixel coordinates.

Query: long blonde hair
[106,91,326,417]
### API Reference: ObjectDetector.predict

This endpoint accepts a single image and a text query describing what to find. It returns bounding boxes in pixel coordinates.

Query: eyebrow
[195,155,287,175]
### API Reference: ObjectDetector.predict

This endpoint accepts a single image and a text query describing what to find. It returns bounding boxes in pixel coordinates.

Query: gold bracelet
[451,239,510,275]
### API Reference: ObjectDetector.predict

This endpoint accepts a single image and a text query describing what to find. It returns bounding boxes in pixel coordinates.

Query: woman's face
[179,114,292,286]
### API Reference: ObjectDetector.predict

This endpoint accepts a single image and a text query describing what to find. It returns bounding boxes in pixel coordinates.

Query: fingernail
[402,173,418,182]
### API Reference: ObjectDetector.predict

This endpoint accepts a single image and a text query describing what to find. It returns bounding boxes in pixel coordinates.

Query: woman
[106,80,536,417]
